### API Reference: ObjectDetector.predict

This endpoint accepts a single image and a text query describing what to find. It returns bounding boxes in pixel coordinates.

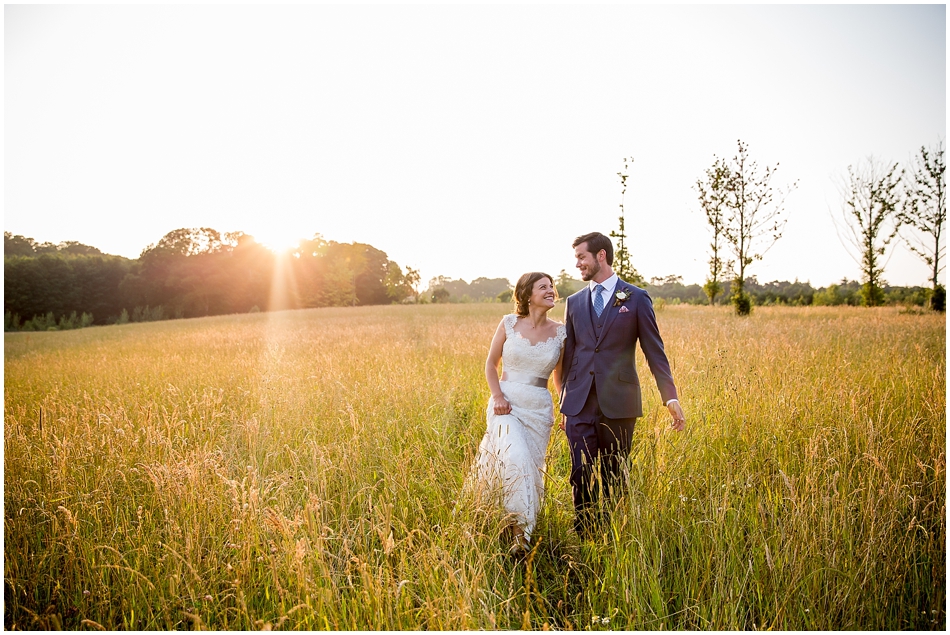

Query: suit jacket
[560,280,677,419]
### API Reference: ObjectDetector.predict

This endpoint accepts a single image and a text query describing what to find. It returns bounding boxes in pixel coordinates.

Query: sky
[4,3,946,289]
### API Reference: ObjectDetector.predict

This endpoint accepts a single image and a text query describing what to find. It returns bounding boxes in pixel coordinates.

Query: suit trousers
[564,381,636,537]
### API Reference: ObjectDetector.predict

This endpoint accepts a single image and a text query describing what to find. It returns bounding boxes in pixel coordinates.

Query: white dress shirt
[588,274,619,309]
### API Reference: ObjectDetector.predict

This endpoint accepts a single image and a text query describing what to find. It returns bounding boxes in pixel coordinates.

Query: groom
[560,231,686,538]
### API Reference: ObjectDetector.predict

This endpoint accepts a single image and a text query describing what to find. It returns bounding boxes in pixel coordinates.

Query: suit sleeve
[637,291,678,403]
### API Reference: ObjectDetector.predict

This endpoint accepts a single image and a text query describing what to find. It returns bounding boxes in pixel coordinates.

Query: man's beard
[580,260,601,282]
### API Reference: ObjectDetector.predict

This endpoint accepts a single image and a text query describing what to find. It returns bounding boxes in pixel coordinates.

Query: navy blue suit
[560,280,678,535]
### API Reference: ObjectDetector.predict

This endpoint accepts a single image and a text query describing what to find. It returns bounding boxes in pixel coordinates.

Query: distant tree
[643,275,707,305]
[57,241,103,256]
[4,233,38,257]
[555,269,584,299]
[404,266,421,302]
[717,140,797,315]
[384,263,408,302]
[143,227,228,257]
[834,157,904,307]
[610,157,646,287]
[353,244,391,306]
[383,262,424,303]
[497,288,513,303]
[4,232,104,258]
[4,251,131,324]
[900,140,946,311]
[468,278,512,301]
[649,274,684,286]
[421,277,509,303]
[431,287,450,303]
[134,228,232,316]
[695,158,731,305]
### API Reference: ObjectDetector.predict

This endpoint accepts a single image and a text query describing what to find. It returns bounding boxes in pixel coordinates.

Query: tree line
[4,228,421,330]
[685,139,946,313]
[421,269,930,309]
[639,275,931,308]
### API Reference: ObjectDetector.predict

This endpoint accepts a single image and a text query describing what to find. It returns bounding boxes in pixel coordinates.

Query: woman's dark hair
[572,231,614,265]
[514,272,555,317]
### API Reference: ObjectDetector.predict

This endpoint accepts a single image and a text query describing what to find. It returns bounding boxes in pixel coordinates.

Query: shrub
[931,285,946,312]
[732,290,753,316]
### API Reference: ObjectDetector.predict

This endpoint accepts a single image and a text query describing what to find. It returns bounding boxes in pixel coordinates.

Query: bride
[465,272,565,555]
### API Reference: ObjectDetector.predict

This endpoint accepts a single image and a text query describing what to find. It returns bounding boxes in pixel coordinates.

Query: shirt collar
[589,273,619,295]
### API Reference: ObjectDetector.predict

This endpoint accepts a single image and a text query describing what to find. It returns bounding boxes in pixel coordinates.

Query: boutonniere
[613,289,631,307]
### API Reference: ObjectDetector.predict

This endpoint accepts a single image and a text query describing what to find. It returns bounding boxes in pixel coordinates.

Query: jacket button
[595,348,599,353]
[589,371,594,375]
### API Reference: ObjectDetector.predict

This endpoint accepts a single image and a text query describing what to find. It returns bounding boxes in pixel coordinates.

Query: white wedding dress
[465,314,566,546]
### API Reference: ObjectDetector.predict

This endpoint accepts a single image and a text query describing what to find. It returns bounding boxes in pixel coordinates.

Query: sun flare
[251,229,303,255]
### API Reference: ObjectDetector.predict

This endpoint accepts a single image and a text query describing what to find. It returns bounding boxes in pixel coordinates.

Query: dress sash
[501,370,548,388]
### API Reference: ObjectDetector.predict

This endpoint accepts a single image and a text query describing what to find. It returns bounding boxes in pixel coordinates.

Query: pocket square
[618,306,629,313]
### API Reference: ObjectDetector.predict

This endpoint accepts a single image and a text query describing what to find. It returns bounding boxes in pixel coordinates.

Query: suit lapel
[598,283,629,342]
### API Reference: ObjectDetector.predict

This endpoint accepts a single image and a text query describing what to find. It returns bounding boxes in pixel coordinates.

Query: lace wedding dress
[465,314,566,547]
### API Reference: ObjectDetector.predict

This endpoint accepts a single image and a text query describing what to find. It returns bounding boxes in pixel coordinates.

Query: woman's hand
[492,394,511,416]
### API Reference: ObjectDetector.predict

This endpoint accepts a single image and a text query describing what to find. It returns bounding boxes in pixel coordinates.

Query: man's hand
[559,415,566,432]
[668,400,686,431]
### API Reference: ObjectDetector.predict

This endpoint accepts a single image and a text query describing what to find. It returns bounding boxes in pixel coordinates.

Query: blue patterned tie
[593,284,605,317]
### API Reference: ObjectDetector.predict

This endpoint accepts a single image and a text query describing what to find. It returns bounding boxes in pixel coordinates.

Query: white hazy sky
[4,3,946,289]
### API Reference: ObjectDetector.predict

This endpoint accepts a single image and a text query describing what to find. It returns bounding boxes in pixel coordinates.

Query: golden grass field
[3,303,946,630]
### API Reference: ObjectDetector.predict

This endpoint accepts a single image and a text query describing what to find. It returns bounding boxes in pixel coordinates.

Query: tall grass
[4,304,945,629]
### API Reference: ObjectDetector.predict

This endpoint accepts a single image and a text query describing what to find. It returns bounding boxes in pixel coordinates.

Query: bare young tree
[695,157,731,305]
[610,157,646,287]
[833,157,904,307]
[708,140,796,315]
[404,266,421,302]
[900,140,946,311]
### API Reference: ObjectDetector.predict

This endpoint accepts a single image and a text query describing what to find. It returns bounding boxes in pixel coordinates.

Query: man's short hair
[572,232,614,266]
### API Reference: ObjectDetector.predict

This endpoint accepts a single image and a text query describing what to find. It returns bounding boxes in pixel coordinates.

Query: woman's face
[529,277,556,310]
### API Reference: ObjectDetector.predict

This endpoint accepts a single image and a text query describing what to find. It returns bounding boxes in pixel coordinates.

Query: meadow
[3,303,945,630]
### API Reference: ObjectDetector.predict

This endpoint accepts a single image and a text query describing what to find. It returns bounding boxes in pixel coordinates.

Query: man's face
[574,243,602,282]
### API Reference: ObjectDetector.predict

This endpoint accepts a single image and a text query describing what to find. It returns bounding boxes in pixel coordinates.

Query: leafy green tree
[834,157,903,307]
[900,140,946,311]
[610,157,646,287]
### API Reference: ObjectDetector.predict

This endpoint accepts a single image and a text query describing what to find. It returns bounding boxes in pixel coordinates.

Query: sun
[251,228,303,255]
